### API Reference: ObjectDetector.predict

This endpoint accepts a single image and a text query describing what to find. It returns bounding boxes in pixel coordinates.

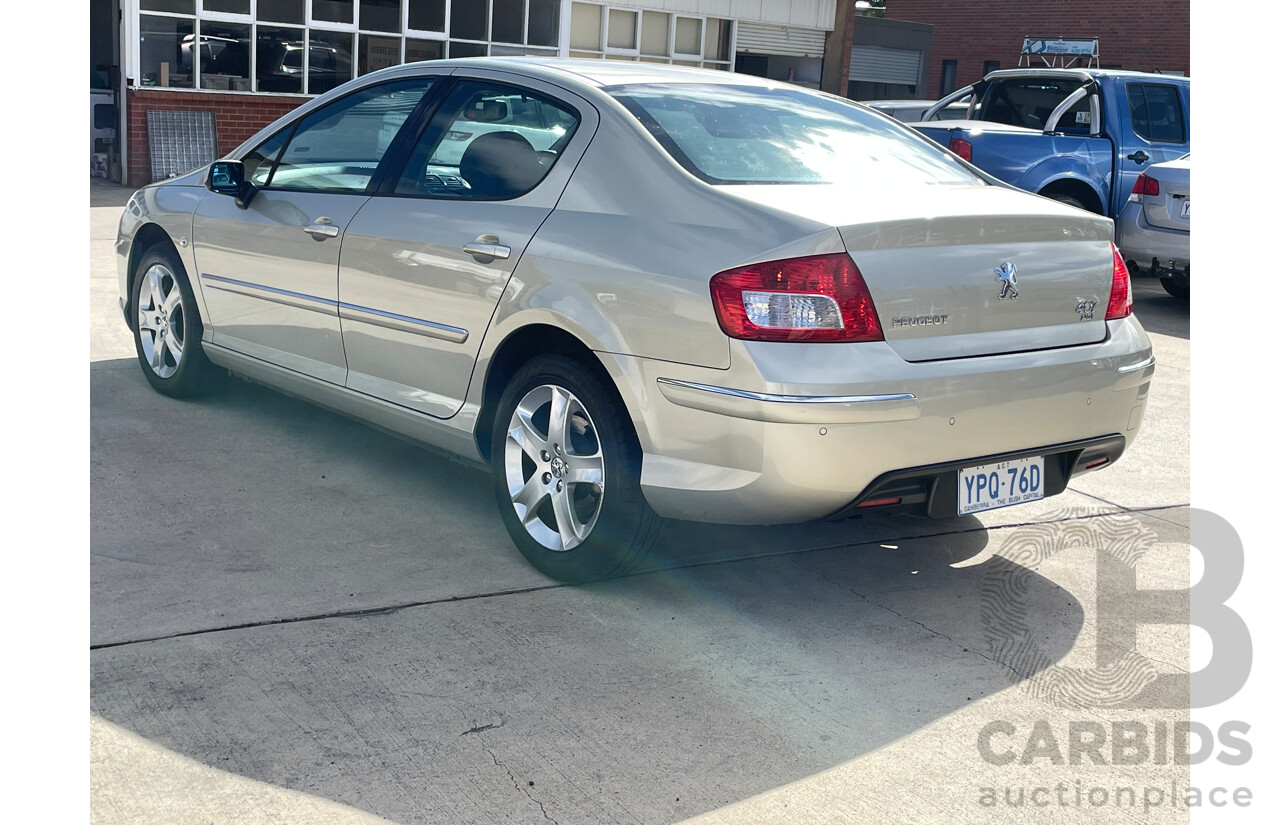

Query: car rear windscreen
[608,83,985,186]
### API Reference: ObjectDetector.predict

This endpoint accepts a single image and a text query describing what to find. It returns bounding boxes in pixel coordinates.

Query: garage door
[849,45,923,85]
[736,22,827,59]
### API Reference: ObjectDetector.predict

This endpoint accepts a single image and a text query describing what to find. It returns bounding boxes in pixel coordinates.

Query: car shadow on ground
[91,357,1090,824]
[1130,277,1188,339]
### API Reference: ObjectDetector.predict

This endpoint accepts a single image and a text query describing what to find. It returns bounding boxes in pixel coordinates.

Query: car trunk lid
[1141,156,1191,231]
[724,183,1117,362]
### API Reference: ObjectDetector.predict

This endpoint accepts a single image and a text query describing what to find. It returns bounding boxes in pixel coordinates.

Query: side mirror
[206,160,257,209]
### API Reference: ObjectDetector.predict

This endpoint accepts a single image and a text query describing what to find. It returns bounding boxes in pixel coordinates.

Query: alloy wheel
[503,384,606,551]
[136,263,186,379]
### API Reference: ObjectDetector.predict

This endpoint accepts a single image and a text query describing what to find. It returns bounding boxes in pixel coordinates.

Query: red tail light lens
[710,254,884,342]
[1105,243,1132,320]
[949,137,973,162]
[1129,173,1160,199]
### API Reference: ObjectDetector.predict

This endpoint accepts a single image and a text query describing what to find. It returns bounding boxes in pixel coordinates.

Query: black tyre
[131,244,217,398]
[1160,275,1190,301]
[490,354,661,583]
[1046,193,1087,211]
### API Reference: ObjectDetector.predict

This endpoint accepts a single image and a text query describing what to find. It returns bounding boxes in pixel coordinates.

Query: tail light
[949,137,973,162]
[1105,243,1132,320]
[710,254,884,342]
[1128,173,1160,202]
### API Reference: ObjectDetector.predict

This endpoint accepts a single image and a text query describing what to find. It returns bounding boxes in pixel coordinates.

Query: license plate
[957,456,1045,515]
[1180,200,1190,218]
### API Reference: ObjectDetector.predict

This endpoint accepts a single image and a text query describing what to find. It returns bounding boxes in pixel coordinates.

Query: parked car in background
[116,59,1153,583]
[1117,153,1190,299]
[863,98,970,122]
[913,69,1190,219]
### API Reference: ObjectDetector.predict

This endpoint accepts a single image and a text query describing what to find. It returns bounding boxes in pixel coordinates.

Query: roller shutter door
[736,22,827,59]
[849,45,922,85]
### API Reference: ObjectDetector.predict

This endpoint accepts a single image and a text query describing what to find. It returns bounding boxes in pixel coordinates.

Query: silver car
[116,58,1155,582]
[1116,153,1190,299]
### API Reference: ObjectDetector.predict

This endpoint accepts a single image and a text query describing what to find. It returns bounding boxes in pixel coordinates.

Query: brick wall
[126,89,309,187]
[882,1,1190,97]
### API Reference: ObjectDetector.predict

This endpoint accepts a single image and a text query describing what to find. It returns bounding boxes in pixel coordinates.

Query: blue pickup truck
[912,69,1190,218]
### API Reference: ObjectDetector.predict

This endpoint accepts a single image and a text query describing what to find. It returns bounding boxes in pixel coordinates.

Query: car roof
[383,56,792,92]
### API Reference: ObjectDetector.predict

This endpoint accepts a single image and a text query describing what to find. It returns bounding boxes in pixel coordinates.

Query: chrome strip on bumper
[656,378,920,424]
[1115,354,1156,375]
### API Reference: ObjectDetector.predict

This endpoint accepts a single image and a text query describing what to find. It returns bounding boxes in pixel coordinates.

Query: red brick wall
[126,89,309,187]
[882,1,1190,97]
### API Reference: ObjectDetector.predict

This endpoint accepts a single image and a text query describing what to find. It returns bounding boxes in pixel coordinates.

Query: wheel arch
[473,322,648,464]
[1036,177,1106,214]
[125,223,183,331]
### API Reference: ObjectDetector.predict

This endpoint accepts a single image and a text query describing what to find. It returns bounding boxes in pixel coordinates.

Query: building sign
[1021,38,1099,57]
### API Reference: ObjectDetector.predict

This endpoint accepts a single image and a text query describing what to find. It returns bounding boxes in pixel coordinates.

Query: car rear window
[607,83,983,186]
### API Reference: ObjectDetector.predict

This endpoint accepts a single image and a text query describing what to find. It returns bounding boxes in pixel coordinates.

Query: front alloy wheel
[136,262,187,379]
[503,384,606,551]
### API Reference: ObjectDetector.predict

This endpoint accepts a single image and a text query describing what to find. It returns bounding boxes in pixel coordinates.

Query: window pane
[200,22,251,90]
[528,0,560,47]
[257,26,304,92]
[408,0,445,31]
[611,84,985,186]
[203,0,249,13]
[569,2,601,50]
[313,1,354,24]
[244,129,290,186]
[273,78,436,192]
[139,15,194,88]
[406,38,444,61]
[360,34,401,74]
[395,80,580,199]
[259,0,304,24]
[449,41,487,58]
[674,17,700,55]
[141,0,194,13]
[607,9,636,49]
[451,0,487,40]
[640,11,669,57]
[704,19,731,62]
[308,30,354,94]
[492,0,525,44]
[360,0,401,32]
[1128,84,1185,143]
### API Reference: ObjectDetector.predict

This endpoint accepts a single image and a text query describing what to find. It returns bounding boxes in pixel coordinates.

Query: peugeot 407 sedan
[116,58,1155,583]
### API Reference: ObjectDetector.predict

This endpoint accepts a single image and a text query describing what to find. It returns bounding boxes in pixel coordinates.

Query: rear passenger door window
[1127,83,1187,144]
[393,81,581,200]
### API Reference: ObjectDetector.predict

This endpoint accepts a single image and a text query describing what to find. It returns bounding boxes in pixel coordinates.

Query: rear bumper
[1116,201,1189,272]
[602,316,1153,524]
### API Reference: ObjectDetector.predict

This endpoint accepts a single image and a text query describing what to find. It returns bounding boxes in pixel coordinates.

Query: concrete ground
[90,178,1192,824]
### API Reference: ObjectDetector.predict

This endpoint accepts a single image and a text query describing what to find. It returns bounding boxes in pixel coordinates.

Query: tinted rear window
[608,83,984,186]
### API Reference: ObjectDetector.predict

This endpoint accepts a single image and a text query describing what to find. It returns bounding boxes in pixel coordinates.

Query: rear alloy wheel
[132,245,215,397]
[492,355,660,583]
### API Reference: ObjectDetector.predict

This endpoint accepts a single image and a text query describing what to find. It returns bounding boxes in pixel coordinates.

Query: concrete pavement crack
[485,746,557,824]
[91,505,1188,652]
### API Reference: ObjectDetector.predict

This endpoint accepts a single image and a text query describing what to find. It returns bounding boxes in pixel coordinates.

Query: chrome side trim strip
[656,378,919,424]
[338,302,469,344]
[201,273,339,316]
[200,274,469,343]
[1115,355,1156,375]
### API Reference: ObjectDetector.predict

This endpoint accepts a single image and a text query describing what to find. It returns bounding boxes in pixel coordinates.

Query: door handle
[463,234,512,262]
[304,217,340,239]
[1127,150,1150,164]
